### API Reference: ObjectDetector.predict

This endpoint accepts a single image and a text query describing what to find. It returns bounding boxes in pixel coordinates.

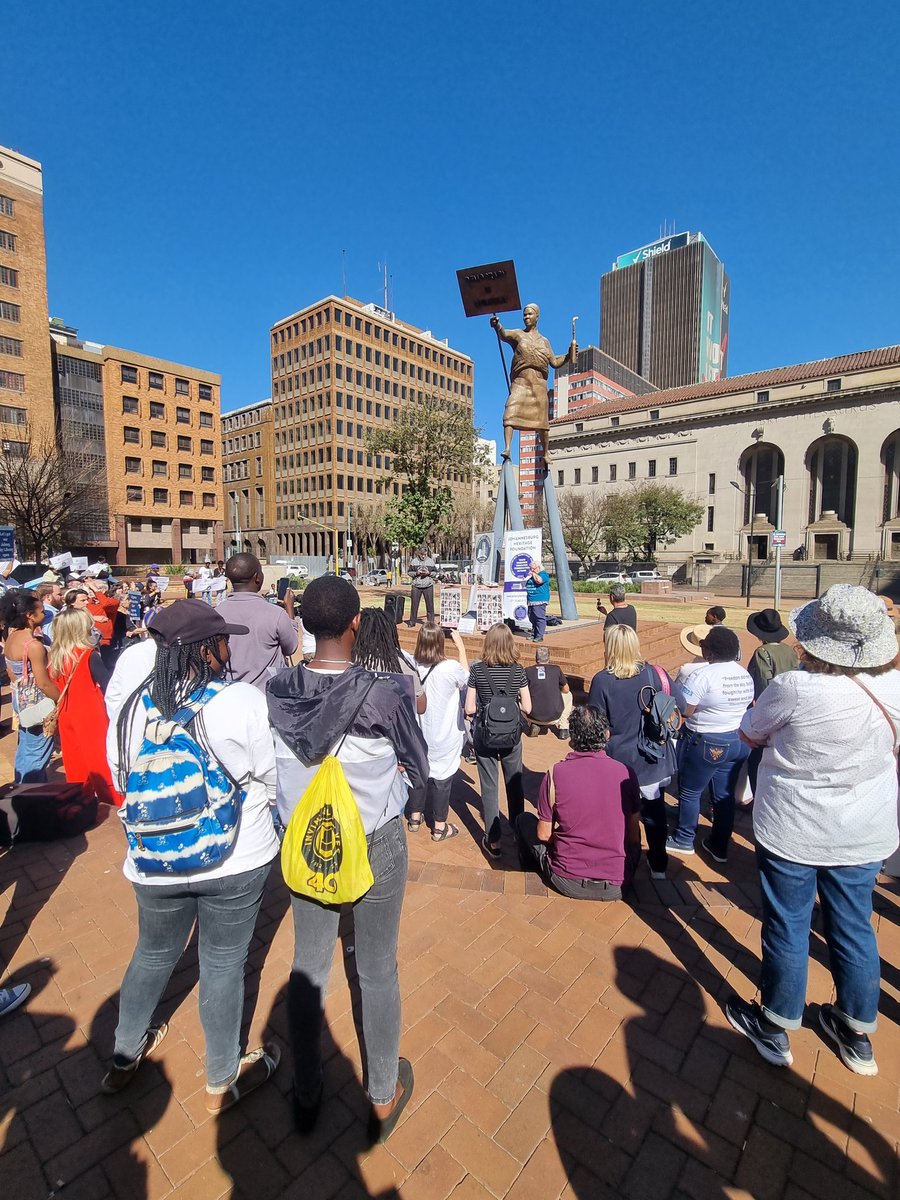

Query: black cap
[148,599,248,647]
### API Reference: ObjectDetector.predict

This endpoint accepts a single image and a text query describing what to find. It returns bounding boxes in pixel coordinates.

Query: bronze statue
[491,304,576,462]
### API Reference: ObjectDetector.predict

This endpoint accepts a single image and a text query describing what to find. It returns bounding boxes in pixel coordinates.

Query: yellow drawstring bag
[281,755,374,903]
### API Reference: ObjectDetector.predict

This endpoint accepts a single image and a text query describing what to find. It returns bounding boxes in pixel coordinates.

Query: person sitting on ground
[104,600,281,1111]
[267,575,428,1140]
[524,646,572,738]
[597,583,637,631]
[215,553,299,693]
[668,625,753,862]
[705,606,727,626]
[406,622,469,843]
[353,607,426,715]
[516,705,641,900]
[675,624,711,687]
[588,625,678,880]
[728,584,900,1076]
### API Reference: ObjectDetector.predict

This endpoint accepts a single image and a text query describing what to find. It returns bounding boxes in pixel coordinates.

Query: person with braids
[515,705,642,900]
[1,589,60,783]
[103,600,281,1111]
[47,608,122,807]
[352,606,427,716]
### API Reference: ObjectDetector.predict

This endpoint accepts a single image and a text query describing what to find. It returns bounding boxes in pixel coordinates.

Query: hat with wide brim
[148,599,248,648]
[789,584,899,669]
[679,623,710,657]
[746,608,790,643]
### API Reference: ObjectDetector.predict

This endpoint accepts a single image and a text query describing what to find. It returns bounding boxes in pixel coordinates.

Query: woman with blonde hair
[48,607,122,807]
[406,623,469,842]
[465,623,532,858]
[587,624,680,879]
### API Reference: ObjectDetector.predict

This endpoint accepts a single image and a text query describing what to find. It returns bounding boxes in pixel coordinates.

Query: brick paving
[1,720,899,1198]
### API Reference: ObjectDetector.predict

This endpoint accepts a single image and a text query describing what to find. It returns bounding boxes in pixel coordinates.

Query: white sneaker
[0,983,31,1017]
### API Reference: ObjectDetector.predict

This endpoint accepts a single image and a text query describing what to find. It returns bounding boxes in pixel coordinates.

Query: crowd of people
[1,561,898,1136]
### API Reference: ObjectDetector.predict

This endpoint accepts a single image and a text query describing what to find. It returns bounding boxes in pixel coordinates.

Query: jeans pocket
[701,739,731,767]
[368,821,404,880]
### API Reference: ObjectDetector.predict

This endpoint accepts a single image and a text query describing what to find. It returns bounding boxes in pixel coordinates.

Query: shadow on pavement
[550,946,897,1200]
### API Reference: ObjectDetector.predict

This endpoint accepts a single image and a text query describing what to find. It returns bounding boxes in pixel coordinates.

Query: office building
[519,346,655,522]
[222,398,274,560]
[269,295,474,562]
[50,323,224,564]
[549,344,900,585]
[0,146,55,447]
[600,232,730,390]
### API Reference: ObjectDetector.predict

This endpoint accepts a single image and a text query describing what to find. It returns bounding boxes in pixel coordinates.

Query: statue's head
[523,303,540,327]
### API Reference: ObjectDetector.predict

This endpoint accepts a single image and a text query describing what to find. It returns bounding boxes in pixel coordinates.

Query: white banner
[502,528,542,622]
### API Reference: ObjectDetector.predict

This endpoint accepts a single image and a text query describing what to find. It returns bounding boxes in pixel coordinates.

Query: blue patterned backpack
[120,681,242,875]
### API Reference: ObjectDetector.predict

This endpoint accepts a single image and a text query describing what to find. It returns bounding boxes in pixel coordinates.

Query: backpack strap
[650,664,670,695]
[849,676,900,756]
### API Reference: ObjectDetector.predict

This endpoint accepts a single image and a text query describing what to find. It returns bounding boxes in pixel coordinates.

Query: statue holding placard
[491,304,576,462]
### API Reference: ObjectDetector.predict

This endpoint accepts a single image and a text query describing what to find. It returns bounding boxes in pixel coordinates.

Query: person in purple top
[515,705,641,900]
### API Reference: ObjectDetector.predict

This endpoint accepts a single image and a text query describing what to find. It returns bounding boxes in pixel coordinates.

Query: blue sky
[7,1,898,447]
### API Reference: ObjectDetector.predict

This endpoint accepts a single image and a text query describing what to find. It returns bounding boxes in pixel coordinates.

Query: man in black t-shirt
[597,583,637,631]
[524,647,572,738]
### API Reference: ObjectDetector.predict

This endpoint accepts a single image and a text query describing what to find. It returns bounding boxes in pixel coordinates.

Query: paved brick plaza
[1,728,899,1200]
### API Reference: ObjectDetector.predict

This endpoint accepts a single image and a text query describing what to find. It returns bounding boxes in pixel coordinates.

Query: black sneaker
[819,1004,878,1076]
[701,837,728,864]
[725,997,793,1067]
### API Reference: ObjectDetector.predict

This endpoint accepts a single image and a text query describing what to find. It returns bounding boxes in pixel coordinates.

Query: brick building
[269,295,473,562]
[0,147,55,450]
[50,323,224,565]
[222,398,274,561]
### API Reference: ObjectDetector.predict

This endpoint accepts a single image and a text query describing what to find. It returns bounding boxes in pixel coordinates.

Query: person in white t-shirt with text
[667,625,753,862]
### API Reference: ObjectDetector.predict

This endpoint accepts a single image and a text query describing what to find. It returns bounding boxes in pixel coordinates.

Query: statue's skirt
[503,368,550,432]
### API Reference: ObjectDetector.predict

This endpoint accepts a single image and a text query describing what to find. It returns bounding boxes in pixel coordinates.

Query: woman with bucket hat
[727,584,900,1075]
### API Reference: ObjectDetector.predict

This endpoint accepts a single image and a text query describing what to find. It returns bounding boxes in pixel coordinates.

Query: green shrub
[549,579,640,594]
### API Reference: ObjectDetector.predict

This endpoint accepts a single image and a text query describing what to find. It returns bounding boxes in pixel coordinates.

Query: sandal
[481,836,502,860]
[100,1023,168,1094]
[368,1057,415,1144]
[206,1042,281,1113]
[407,815,423,832]
[431,822,459,843]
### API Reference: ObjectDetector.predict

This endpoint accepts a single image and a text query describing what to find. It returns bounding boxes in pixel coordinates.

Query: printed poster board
[439,586,462,629]
[502,528,542,622]
[475,586,504,632]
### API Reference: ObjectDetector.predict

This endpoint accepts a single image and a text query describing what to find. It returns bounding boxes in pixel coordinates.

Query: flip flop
[431,823,459,843]
[482,837,502,860]
[407,816,423,832]
[206,1042,281,1113]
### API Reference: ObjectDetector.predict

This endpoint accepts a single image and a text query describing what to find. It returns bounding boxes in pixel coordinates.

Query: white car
[587,572,633,584]
[632,570,664,582]
[363,569,391,586]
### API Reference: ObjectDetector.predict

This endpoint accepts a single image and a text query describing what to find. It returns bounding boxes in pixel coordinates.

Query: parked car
[338,567,357,581]
[632,570,664,582]
[587,571,633,584]
[363,569,391,586]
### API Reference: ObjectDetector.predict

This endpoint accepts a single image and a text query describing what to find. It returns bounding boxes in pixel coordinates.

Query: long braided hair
[115,634,226,790]
[352,607,404,672]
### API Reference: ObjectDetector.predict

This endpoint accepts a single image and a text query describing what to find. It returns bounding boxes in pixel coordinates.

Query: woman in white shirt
[406,623,469,842]
[727,585,900,1076]
[668,625,753,862]
[104,601,281,1113]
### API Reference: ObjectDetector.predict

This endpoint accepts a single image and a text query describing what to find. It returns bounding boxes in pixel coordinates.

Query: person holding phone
[215,554,299,692]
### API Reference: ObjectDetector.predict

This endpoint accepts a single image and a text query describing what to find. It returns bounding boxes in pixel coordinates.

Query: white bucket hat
[789,584,899,669]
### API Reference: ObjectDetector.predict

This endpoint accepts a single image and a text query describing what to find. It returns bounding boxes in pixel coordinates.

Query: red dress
[52,647,123,807]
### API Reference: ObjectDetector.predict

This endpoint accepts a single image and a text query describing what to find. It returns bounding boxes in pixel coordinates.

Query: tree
[351,500,388,563]
[368,393,483,549]
[549,490,609,575]
[603,483,704,561]
[0,427,95,561]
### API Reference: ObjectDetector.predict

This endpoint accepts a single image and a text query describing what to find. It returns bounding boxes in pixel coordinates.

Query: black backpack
[474,665,522,753]
[637,666,683,762]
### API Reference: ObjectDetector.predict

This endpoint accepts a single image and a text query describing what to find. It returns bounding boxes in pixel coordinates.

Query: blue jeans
[288,816,407,1106]
[757,844,881,1032]
[528,603,548,641]
[15,726,54,784]
[114,860,273,1087]
[672,728,749,853]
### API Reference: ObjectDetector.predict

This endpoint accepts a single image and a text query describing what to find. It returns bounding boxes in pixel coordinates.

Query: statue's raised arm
[492,303,576,462]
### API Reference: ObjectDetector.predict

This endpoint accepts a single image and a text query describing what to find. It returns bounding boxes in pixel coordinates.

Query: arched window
[807,436,857,527]
[739,443,785,524]
[881,431,900,523]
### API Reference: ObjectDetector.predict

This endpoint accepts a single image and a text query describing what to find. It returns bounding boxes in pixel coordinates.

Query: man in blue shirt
[525,559,551,642]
